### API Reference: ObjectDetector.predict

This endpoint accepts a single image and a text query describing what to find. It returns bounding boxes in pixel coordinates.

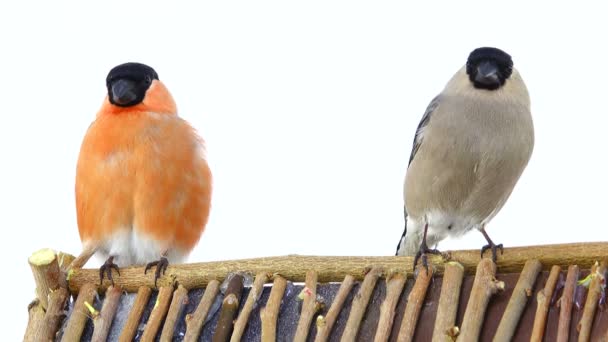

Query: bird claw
[413,247,442,276]
[99,257,120,286]
[145,257,169,287]
[480,242,503,263]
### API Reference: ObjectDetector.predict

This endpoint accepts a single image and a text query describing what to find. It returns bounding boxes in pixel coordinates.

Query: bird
[395,47,534,272]
[72,62,212,286]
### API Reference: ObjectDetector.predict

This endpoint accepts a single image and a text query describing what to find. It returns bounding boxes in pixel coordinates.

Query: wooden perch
[374,273,407,342]
[397,265,434,342]
[341,267,382,342]
[160,284,189,342]
[577,261,606,341]
[119,286,152,342]
[29,248,64,310]
[315,275,355,342]
[68,242,608,293]
[231,272,269,342]
[493,259,542,342]
[432,261,465,342]
[294,270,319,342]
[23,299,45,342]
[40,288,70,341]
[457,259,504,341]
[530,265,561,342]
[92,285,122,342]
[557,265,579,342]
[140,286,174,342]
[61,282,98,342]
[261,275,288,342]
[212,274,245,342]
[184,279,220,342]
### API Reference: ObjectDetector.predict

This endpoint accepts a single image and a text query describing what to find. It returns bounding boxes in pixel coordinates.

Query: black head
[106,62,159,107]
[466,47,513,90]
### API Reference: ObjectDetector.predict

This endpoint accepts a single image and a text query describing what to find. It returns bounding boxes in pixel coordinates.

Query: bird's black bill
[111,79,138,106]
[474,61,500,89]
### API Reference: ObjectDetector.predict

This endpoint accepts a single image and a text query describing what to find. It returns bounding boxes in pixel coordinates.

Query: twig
[184,279,220,342]
[212,274,245,342]
[38,288,70,341]
[231,272,269,342]
[294,270,319,342]
[57,251,76,272]
[119,286,152,342]
[261,275,288,342]
[374,273,407,342]
[557,265,579,342]
[457,259,504,341]
[140,286,174,342]
[493,259,542,341]
[530,265,561,342]
[29,248,63,310]
[91,285,122,342]
[314,275,355,342]
[432,261,465,342]
[577,261,606,341]
[61,282,98,342]
[23,299,45,342]
[69,244,97,270]
[397,265,434,342]
[68,242,608,292]
[159,284,189,342]
[341,267,382,342]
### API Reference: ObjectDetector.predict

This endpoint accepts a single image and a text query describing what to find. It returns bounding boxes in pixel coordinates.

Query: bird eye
[145,76,152,84]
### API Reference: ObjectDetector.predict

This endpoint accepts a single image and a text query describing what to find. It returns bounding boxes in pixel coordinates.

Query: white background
[2,1,607,339]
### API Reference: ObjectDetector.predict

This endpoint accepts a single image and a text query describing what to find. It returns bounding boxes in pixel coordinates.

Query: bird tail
[395,207,423,256]
[395,207,408,255]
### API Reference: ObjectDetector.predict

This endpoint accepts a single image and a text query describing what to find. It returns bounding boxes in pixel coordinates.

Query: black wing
[396,95,441,256]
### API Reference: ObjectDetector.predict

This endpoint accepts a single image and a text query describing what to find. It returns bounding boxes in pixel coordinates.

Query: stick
[184,279,220,342]
[530,265,561,342]
[577,261,606,341]
[374,273,407,342]
[294,270,319,342]
[314,275,355,342]
[23,299,45,342]
[140,286,174,342]
[231,272,269,342]
[212,274,245,342]
[432,261,465,342]
[341,267,382,342]
[457,259,504,342]
[69,244,97,270]
[557,265,579,342]
[261,275,288,342]
[29,248,63,310]
[493,259,542,342]
[68,242,608,293]
[61,282,98,342]
[91,285,122,342]
[397,265,434,342]
[119,286,152,342]
[159,284,189,342]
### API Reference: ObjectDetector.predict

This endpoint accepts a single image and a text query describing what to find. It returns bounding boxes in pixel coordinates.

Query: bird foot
[99,256,120,286]
[480,242,504,263]
[413,244,442,275]
[145,256,169,287]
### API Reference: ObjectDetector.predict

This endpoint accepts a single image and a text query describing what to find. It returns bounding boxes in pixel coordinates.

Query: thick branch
[341,267,382,342]
[397,265,434,342]
[493,259,542,341]
[261,276,288,342]
[457,259,504,341]
[68,242,608,293]
[432,261,465,342]
[23,299,45,342]
[140,286,174,342]
[160,284,189,342]
[184,279,221,342]
[530,265,561,342]
[231,272,269,342]
[119,286,152,342]
[61,282,98,342]
[29,248,63,310]
[314,275,355,342]
[294,270,319,342]
[577,261,606,341]
[92,285,122,342]
[557,265,579,342]
[374,273,407,342]
[212,274,245,342]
